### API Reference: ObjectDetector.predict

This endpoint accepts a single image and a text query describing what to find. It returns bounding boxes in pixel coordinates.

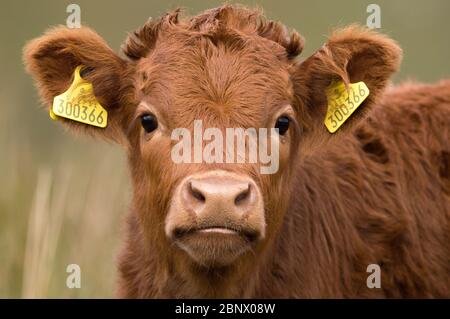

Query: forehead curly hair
[122,5,304,61]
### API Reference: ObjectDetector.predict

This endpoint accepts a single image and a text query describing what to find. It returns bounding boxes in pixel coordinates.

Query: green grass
[0,93,130,298]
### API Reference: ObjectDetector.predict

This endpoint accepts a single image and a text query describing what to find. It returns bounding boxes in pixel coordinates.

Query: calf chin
[176,231,254,267]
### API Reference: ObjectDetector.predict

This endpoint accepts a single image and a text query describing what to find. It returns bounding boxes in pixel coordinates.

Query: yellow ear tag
[324,81,369,133]
[50,65,107,128]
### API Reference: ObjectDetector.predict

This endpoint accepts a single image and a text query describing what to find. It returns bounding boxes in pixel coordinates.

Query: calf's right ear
[23,26,130,142]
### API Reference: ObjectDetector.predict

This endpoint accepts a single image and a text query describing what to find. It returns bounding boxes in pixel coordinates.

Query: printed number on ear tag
[50,65,108,128]
[324,81,369,133]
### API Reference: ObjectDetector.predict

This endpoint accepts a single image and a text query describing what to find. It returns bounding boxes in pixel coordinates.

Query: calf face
[24,6,401,275]
[120,11,299,269]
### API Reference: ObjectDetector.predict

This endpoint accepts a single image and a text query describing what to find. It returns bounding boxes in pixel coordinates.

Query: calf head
[24,5,401,284]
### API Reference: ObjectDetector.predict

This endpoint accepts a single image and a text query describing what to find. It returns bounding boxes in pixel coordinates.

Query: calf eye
[141,114,158,133]
[275,116,290,135]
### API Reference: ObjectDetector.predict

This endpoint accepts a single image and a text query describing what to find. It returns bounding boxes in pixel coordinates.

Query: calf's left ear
[291,25,402,136]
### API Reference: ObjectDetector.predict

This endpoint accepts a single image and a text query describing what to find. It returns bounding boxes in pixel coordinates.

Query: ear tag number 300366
[50,65,108,128]
[324,81,369,133]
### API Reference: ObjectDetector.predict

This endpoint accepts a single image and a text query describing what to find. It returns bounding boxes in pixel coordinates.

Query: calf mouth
[172,224,261,267]
[173,225,260,242]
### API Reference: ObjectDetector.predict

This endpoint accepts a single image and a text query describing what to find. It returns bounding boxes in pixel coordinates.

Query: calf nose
[182,175,255,216]
[167,170,266,265]
[166,170,266,245]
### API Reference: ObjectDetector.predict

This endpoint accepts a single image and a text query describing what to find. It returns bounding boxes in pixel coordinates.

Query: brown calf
[24,5,449,298]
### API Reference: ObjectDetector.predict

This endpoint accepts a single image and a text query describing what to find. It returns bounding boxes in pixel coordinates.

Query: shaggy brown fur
[23,5,449,298]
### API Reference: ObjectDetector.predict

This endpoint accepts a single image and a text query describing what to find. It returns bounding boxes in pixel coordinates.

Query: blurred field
[0,91,129,298]
[0,0,449,298]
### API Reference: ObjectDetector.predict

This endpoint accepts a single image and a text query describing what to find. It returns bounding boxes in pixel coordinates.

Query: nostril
[189,182,206,203]
[234,183,251,206]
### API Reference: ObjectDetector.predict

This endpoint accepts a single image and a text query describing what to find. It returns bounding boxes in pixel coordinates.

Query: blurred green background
[0,0,449,298]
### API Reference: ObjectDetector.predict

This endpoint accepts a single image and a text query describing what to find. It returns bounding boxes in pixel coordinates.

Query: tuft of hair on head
[122,4,304,61]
